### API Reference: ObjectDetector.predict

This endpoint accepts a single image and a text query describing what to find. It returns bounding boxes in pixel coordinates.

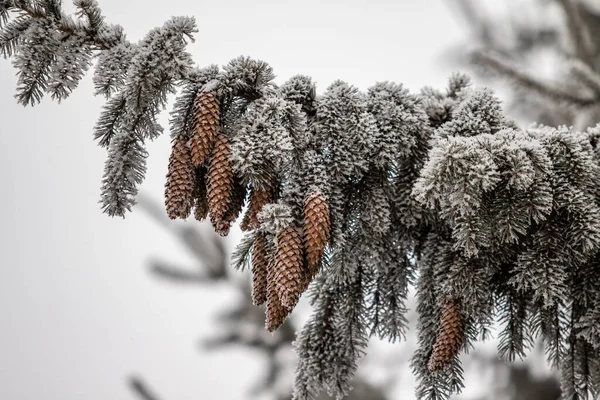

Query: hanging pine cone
[428,299,465,372]
[251,232,268,306]
[240,183,276,231]
[193,166,209,221]
[273,225,305,309]
[206,134,234,236]
[266,254,291,332]
[224,175,247,224]
[302,190,330,285]
[164,136,195,219]
[190,90,220,167]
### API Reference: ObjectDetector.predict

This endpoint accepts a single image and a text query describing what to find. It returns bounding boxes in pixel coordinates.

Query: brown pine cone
[428,299,465,372]
[224,175,247,224]
[206,134,234,236]
[190,91,220,167]
[266,253,291,332]
[273,226,305,309]
[251,233,268,306]
[165,136,195,219]
[240,183,276,231]
[193,167,209,221]
[302,190,330,285]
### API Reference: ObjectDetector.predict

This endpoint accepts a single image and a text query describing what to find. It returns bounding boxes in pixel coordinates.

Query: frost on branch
[4,2,600,399]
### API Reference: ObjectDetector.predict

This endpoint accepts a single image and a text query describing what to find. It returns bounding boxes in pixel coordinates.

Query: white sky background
[0,1,467,399]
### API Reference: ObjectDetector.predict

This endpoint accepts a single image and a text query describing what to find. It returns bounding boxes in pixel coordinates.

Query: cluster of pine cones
[164,89,331,332]
[252,190,330,331]
[164,90,242,235]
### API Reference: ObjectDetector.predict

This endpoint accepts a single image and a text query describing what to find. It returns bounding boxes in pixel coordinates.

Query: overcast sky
[0,1,466,399]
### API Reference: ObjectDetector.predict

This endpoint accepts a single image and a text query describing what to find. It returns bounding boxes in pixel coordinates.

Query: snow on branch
[3,2,600,400]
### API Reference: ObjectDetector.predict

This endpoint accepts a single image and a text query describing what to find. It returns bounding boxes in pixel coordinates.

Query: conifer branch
[8,0,116,50]
[4,1,600,399]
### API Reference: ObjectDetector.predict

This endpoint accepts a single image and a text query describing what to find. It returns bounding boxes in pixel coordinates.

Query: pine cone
[193,167,209,221]
[266,254,291,332]
[224,175,247,224]
[207,134,234,236]
[428,299,465,372]
[164,136,195,219]
[240,183,276,231]
[190,91,220,167]
[251,233,268,306]
[302,190,330,284]
[273,226,305,309]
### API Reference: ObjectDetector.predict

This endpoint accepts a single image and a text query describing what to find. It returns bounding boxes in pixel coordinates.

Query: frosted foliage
[221,56,275,100]
[414,129,555,257]
[280,74,317,115]
[315,81,372,179]
[100,131,148,217]
[231,96,307,189]
[258,203,295,234]
[435,88,516,139]
[93,42,137,97]
[11,19,60,105]
[4,2,600,399]
[360,186,391,236]
[366,82,421,164]
[47,31,93,100]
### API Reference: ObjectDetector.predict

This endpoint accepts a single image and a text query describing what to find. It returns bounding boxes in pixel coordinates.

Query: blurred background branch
[447,0,600,130]
[128,376,164,400]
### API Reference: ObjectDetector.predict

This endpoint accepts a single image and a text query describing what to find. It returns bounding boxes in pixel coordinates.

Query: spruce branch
[0,14,31,57]
[5,2,600,399]
[6,0,117,50]
[100,131,148,217]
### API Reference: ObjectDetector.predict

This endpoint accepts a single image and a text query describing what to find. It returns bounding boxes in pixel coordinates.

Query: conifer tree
[3,1,600,399]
